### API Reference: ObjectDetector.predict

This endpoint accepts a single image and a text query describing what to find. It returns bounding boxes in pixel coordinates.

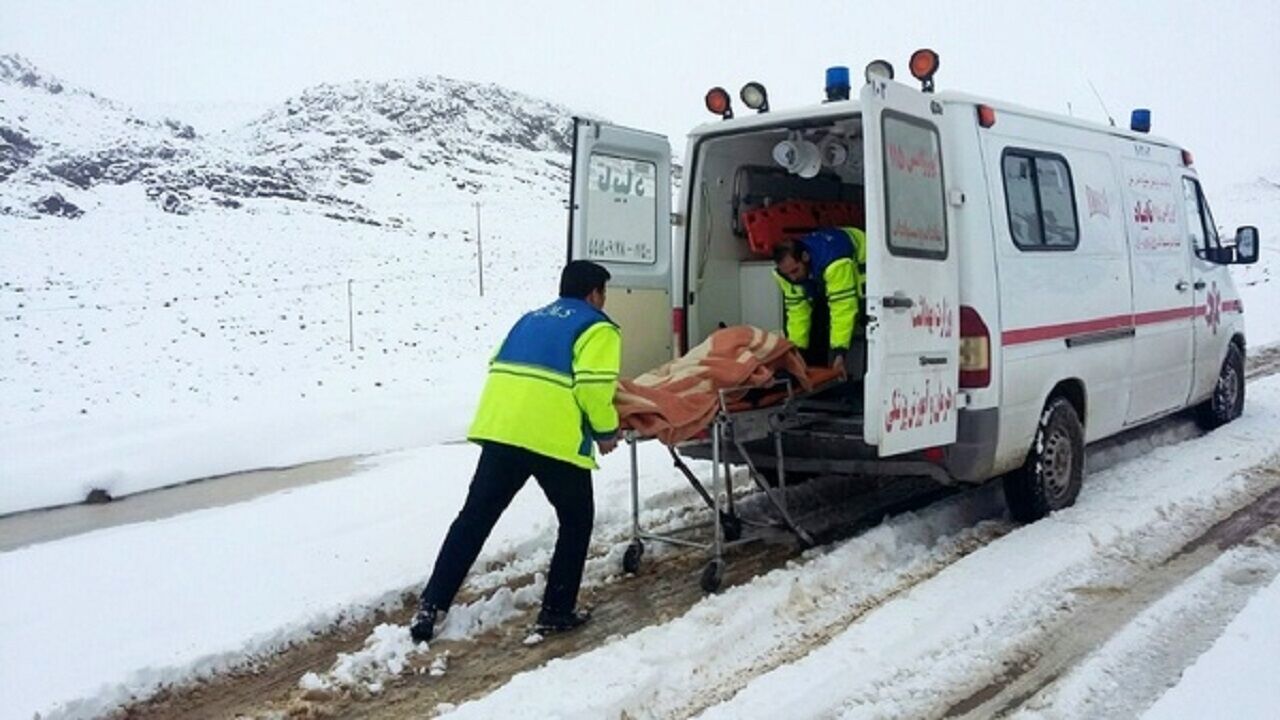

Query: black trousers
[421,441,594,614]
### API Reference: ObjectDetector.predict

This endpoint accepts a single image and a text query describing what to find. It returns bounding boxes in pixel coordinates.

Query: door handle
[1193,280,1207,290]
[1175,280,1190,292]
[882,295,914,309]
[919,356,949,366]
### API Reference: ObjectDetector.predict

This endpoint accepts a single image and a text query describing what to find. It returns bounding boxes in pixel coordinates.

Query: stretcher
[621,368,846,592]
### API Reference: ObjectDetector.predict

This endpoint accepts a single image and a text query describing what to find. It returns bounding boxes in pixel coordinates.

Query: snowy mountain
[1,55,581,515]
[0,53,575,222]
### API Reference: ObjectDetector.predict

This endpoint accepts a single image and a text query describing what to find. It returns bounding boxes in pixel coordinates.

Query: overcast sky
[3,0,1277,188]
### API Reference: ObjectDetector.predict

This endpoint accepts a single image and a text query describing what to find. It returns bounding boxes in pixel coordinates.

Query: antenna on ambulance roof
[1087,79,1116,127]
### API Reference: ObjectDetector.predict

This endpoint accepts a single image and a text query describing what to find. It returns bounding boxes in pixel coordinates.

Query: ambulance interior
[685,115,867,385]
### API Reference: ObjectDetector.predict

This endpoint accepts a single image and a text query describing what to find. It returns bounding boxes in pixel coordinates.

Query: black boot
[409,605,439,643]
[534,607,591,634]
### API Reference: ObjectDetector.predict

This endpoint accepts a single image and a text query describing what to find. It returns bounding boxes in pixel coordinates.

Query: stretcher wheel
[622,540,644,574]
[720,512,743,542]
[700,559,724,593]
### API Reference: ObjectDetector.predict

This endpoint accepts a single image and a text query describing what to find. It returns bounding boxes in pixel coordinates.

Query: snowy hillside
[1,55,577,514]
[1219,172,1280,346]
[0,53,574,222]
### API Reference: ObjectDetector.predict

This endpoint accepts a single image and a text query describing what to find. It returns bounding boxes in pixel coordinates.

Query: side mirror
[1234,226,1259,265]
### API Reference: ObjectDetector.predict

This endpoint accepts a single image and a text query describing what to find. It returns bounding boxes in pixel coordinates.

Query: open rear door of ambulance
[568,117,673,378]
[860,80,960,457]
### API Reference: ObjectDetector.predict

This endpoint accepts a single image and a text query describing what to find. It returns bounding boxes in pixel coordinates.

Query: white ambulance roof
[687,87,1182,152]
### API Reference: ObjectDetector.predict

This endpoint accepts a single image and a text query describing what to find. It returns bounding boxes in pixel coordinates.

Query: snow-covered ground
[1,192,563,513]
[5,55,1280,720]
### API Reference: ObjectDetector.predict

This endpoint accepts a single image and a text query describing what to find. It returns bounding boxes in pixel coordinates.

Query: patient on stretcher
[613,325,844,445]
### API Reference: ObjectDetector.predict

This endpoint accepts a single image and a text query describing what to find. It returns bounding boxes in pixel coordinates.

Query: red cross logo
[1204,282,1221,334]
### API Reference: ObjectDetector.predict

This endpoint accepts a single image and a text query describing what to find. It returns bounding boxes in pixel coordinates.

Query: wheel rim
[1041,426,1074,501]
[1214,362,1240,417]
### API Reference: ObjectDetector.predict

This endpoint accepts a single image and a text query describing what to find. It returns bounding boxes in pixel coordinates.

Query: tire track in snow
[947,475,1280,719]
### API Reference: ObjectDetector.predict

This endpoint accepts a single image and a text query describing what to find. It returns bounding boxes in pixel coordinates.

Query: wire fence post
[347,278,354,351]
[475,201,484,297]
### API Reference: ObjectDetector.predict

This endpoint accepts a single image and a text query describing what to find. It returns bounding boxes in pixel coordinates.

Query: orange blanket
[616,326,813,445]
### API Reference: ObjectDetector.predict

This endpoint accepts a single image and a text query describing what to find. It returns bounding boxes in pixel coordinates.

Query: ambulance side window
[1002,149,1079,251]
[1182,177,1221,259]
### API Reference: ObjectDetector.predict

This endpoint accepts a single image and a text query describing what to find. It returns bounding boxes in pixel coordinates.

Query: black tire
[1004,397,1085,522]
[1196,342,1245,431]
[700,560,724,593]
[719,512,743,542]
[622,540,644,574]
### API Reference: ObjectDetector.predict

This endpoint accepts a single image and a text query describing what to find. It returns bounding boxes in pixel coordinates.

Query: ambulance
[566,50,1260,521]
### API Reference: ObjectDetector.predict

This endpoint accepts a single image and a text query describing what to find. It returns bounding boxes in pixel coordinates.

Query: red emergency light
[705,87,734,120]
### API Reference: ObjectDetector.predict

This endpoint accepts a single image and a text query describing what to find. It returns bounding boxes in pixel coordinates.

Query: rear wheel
[1196,343,1245,430]
[1004,397,1085,522]
[700,559,724,593]
[622,540,644,574]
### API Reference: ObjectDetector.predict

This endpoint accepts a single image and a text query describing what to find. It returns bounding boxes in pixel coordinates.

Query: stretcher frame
[622,378,825,592]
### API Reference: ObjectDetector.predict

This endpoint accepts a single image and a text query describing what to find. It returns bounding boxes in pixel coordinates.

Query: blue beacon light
[825,66,851,102]
[1130,109,1151,133]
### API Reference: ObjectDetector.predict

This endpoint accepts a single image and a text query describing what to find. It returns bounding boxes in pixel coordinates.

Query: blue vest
[493,298,611,376]
[796,228,855,299]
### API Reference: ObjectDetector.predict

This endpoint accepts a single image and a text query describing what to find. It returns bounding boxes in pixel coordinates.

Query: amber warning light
[909,49,940,92]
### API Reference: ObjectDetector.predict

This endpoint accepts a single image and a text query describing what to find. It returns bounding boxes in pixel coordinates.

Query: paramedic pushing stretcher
[410,261,621,642]
[772,227,867,373]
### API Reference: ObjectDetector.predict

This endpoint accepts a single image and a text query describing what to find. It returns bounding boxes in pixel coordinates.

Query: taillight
[672,308,687,354]
[959,305,990,388]
[977,104,996,128]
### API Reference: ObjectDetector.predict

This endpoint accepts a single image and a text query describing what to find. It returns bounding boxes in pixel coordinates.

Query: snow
[0,192,567,514]
[2,58,575,514]
[1142,566,1280,719]
[3,55,1280,720]
[0,440,707,720]
[1221,174,1280,347]
[440,376,1280,720]
[1009,540,1280,718]
[297,623,424,696]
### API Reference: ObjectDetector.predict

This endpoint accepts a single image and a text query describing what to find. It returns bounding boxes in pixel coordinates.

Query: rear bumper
[945,407,1000,482]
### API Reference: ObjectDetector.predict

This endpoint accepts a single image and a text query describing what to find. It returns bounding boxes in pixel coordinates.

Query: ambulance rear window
[1002,149,1079,251]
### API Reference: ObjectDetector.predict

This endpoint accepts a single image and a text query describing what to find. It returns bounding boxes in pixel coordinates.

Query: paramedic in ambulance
[772,227,866,373]
[409,260,622,643]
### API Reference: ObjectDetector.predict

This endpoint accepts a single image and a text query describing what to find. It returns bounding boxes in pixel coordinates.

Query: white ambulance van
[567,51,1260,520]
